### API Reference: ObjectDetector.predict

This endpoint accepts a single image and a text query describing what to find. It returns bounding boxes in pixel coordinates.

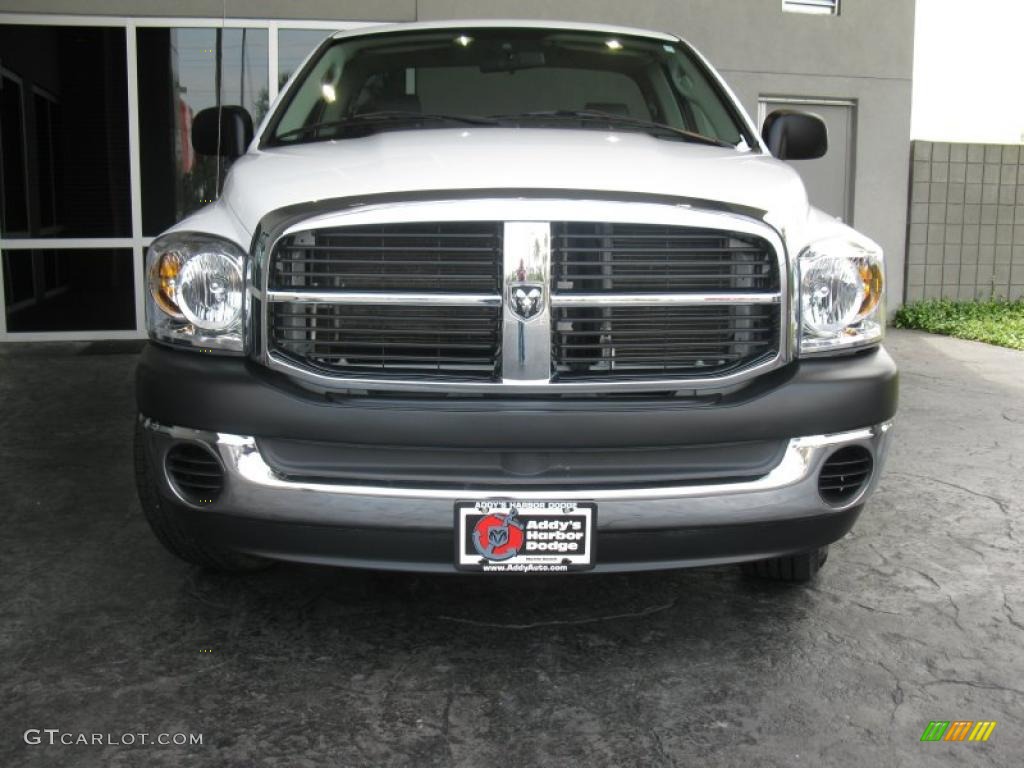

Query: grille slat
[555,329,775,338]
[558,275,776,283]
[276,340,496,350]
[276,258,497,265]
[556,248,765,255]
[165,465,224,478]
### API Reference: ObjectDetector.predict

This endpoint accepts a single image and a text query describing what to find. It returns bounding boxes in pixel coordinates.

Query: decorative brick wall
[906,141,1024,302]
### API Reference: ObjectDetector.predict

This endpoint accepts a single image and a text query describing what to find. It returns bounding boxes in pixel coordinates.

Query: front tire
[741,547,829,583]
[134,421,272,572]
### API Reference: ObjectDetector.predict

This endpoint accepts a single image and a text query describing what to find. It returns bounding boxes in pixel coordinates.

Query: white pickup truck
[134,20,896,581]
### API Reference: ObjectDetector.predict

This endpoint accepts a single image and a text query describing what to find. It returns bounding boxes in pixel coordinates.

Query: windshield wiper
[490,110,735,148]
[275,111,500,142]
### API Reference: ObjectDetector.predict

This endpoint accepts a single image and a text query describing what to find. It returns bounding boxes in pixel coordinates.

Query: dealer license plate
[455,500,595,573]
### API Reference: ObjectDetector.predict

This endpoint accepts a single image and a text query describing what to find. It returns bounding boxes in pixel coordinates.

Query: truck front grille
[263,212,784,391]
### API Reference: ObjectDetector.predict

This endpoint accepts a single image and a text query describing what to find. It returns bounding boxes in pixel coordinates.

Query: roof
[331,19,679,43]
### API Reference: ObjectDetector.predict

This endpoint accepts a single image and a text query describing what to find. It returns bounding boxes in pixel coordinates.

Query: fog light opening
[818,446,873,506]
[165,442,225,505]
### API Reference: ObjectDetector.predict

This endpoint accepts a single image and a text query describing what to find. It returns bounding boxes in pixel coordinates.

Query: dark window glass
[1,72,29,234]
[3,246,33,305]
[0,25,130,238]
[137,27,268,236]
[2,248,135,332]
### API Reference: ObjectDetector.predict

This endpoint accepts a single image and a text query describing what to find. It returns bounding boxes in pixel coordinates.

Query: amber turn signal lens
[857,261,883,320]
[150,250,185,318]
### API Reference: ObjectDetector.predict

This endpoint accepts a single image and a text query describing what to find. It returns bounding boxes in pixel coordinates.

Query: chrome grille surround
[253,197,791,393]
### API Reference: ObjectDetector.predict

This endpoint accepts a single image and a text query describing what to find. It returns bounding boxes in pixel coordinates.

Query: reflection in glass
[278,29,332,91]
[33,91,60,232]
[138,27,268,236]
[3,249,135,332]
[0,70,29,234]
[0,25,130,238]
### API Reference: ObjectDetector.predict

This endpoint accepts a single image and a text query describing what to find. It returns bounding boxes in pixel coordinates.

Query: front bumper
[136,343,897,573]
[141,419,891,572]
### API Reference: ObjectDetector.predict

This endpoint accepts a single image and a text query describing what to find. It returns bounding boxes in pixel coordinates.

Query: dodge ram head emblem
[509,283,545,321]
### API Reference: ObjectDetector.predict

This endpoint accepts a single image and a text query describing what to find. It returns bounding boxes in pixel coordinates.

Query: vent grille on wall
[783,0,840,15]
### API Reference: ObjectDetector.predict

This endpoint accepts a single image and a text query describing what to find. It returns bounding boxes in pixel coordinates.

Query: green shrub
[893,299,1024,350]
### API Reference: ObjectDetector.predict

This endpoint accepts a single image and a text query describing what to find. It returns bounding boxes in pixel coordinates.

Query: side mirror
[192,106,253,159]
[761,110,828,160]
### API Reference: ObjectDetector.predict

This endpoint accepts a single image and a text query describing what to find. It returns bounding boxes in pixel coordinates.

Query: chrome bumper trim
[141,418,893,530]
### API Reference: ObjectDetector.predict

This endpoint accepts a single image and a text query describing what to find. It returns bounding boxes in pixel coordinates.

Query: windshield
[266,28,753,148]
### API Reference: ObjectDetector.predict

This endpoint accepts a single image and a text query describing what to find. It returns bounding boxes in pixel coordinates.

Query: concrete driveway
[1,329,1022,767]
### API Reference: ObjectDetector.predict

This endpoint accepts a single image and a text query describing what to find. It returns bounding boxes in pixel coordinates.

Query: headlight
[176,252,244,330]
[799,236,884,355]
[146,233,246,353]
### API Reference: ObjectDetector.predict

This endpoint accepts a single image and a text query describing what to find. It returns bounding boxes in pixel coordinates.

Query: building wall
[906,141,1024,302]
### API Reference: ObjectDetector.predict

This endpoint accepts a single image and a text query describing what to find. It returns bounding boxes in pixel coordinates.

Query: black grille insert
[257,437,788,489]
[552,222,778,293]
[271,222,502,293]
[165,443,225,504]
[553,304,781,379]
[270,303,502,380]
[818,446,873,505]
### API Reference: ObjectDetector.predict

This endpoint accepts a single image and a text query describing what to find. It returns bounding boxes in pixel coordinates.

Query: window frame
[30,84,60,237]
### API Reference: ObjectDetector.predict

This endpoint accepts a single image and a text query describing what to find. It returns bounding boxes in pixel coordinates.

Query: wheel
[134,421,272,572]
[741,547,829,583]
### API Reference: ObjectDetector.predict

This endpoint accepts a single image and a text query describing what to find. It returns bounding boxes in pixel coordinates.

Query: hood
[221,128,810,236]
